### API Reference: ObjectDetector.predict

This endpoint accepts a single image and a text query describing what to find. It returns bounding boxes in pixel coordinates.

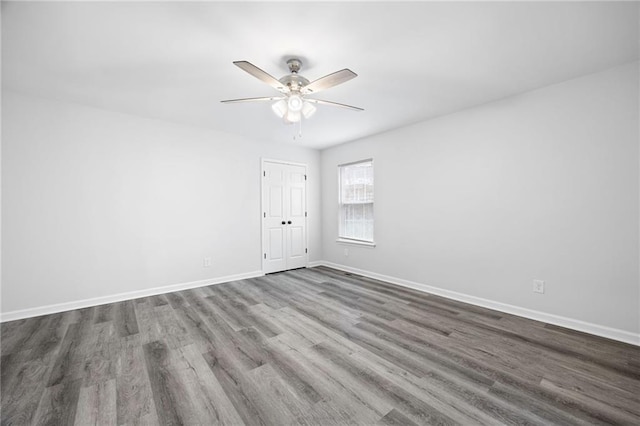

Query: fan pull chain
[293,117,303,141]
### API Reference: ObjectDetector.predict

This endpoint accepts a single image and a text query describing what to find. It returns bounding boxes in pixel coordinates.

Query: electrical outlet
[203,257,212,268]
[533,279,545,294]
[344,248,349,257]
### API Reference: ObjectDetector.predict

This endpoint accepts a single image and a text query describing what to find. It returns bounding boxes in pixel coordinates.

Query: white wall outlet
[533,279,545,294]
[203,257,212,268]
[344,248,349,257]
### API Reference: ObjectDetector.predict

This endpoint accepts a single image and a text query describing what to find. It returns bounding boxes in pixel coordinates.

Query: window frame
[337,159,376,247]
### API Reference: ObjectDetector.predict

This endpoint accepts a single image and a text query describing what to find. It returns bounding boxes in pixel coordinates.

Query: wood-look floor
[2,266,639,425]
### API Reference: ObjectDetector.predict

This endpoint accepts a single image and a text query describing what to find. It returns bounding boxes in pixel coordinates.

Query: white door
[262,160,307,274]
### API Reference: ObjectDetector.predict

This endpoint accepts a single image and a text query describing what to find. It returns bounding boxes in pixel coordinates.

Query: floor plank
[74,379,117,425]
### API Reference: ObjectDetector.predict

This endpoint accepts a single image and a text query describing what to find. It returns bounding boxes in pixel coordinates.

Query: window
[338,159,374,244]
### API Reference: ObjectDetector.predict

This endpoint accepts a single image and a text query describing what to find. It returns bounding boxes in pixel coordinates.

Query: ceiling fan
[221,58,363,124]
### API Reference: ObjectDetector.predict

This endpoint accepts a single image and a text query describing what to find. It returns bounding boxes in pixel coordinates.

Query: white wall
[321,62,639,336]
[2,91,320,315]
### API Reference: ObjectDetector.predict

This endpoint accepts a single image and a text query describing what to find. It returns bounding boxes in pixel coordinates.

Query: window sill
[336,238,376,248]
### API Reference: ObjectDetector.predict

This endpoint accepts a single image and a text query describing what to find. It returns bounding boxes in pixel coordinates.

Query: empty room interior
[1,1,639,425]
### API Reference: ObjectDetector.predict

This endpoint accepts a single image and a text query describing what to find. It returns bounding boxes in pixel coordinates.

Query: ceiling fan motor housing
[279,74,309,92]
[279,58,309,92]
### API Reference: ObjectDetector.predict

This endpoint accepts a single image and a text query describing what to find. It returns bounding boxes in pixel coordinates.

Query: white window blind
[339,160,374,243]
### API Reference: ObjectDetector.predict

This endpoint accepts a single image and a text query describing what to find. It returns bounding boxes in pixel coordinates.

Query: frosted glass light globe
[287,95,303,112]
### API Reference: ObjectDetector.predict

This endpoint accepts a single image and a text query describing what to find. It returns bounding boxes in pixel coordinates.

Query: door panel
[289,226,305,254]
[289,187,304,217]
[268,186,283,217]
[262,161,307,273]
[262,163,288,273]
[287,226,306,269]
[268,228,284,260]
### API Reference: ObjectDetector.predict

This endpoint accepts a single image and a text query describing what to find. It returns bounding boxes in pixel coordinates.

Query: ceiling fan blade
[221,96,283,104]
[233,61,287,93]
[302,69,357,94]
[305,98,364,111]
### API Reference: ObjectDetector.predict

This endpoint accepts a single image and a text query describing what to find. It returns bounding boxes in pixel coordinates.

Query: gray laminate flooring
[2,266,639,425]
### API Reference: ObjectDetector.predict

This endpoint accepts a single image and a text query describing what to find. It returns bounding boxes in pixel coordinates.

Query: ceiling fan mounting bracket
[286,58,303,74]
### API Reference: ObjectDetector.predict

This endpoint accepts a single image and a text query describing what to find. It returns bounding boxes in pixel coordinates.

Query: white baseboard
[307,260,324,268]
[0,270,264,323]
[316,261,640,347]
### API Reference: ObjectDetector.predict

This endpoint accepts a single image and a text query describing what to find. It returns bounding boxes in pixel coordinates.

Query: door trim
[261,158,308,273]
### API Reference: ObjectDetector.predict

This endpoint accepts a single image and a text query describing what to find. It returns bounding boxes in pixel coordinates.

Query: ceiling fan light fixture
[301,101,316,119]
[271,99,287,118]
[287,94,303,112]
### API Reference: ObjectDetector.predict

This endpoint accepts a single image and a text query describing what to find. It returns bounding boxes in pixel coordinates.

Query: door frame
[261,158,309,273]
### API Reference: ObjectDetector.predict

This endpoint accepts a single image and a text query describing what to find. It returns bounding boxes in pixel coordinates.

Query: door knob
[281,221,286,225]
[287,221,292,224]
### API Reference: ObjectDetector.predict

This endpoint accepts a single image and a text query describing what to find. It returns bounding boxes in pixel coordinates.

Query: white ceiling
[2,1,638,149]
